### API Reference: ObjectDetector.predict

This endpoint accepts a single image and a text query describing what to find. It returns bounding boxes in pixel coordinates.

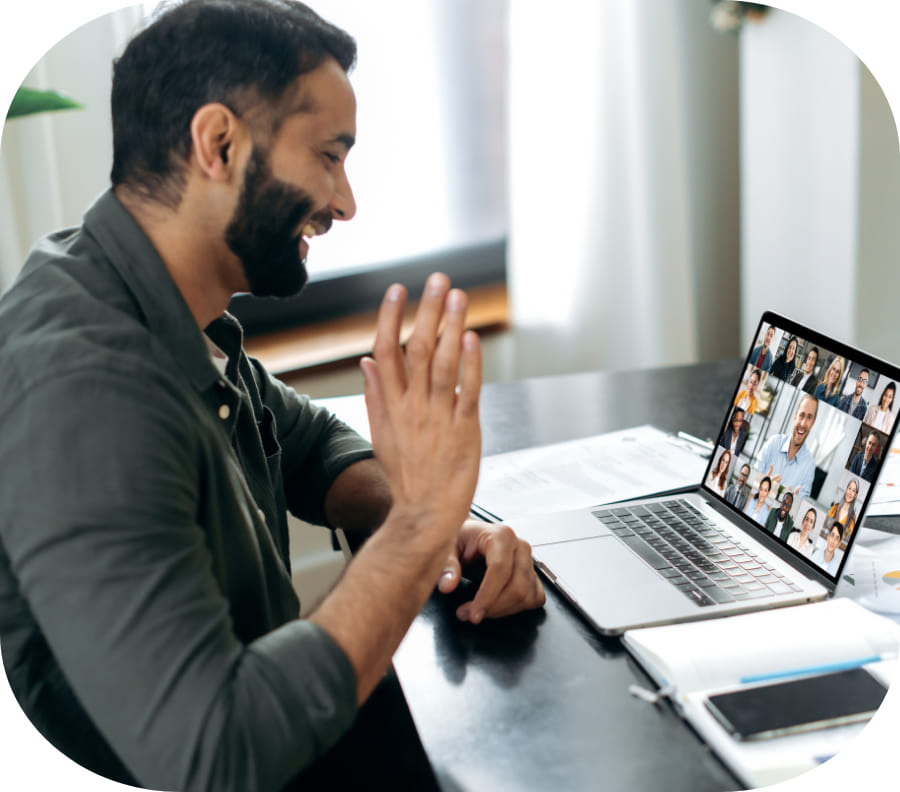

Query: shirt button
[218,404,231,420]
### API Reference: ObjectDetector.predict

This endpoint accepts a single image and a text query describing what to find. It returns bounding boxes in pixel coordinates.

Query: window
[212,0,510,332]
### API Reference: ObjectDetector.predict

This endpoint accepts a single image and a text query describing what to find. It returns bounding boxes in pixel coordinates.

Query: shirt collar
[82,189,230,393]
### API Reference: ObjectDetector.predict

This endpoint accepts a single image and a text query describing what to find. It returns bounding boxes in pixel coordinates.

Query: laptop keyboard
[593,499,803,608]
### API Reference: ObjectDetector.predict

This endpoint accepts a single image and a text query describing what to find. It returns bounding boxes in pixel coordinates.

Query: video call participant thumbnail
[790,346,819,393]
[849,433,880,484]
[724,463,751,511]
[812,521,845,575]
[756,394,818,500]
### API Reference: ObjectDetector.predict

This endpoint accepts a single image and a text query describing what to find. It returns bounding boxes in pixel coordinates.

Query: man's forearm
[309,507,456,705]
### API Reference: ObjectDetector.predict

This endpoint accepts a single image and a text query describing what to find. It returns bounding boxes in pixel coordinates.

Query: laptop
[505,311,900,635]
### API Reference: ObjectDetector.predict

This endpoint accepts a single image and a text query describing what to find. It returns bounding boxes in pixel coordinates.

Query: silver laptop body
[506,312,900,635]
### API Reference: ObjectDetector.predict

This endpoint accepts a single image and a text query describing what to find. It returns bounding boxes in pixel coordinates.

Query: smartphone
[704,668,888,741]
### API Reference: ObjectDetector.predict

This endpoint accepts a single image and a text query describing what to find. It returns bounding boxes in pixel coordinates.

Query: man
[756,394,819,500]
[724,463,751,511]
[837,369,869,420]
[764,491,794,541]
[850,432,881,483]
[749,325,775,373]
[719,407,747,457]
[790,346,819,393]
[0,3,544,790]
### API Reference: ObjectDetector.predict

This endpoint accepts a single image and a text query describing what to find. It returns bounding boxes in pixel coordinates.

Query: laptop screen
[702,312,900,584]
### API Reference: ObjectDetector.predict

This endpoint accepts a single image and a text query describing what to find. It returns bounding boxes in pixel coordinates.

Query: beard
[224,145,314,298]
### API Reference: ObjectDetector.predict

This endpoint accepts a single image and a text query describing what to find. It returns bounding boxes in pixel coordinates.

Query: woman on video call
[743,476,771,525]
[812,521,844,575]
[706,450,732,497]
[814,356,845,406]
[734,369,762,416]
[827,478,859,540]
[864,381,895,433]
[770,336,799,382]
[786,507,817,558]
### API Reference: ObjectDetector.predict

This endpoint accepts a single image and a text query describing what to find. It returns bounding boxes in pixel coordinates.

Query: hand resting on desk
[438,519,546,624]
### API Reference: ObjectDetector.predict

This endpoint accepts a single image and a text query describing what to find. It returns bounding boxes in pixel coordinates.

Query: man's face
[763,327,774,348]
[804,350,818,374]
[792,396,818,447]
[738,465,749,487]
[225,58,357,297]
[779,494,793,519]
[865,433,878,459]
[854,371,869,397]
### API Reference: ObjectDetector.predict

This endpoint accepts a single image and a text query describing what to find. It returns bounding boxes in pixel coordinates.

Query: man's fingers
[431,289,468,402]
[371,283,408,402]
[406,273,451,394]
[360,356,386,437]
[463,526,517,623]
[456,331,482,419]
[437,553,461,594]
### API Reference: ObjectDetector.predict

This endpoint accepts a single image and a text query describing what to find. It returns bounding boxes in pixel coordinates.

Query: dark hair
[830,521,844,541]
[749,368,761,384]
[757,476,771,498]
[882,381,896,408]
[713,450,731,488]
[110,0,357,206]
[806,346,819,362]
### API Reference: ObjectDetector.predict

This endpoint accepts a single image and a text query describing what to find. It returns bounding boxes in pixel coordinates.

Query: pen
[469,503,503,524]
[740,655,885,685]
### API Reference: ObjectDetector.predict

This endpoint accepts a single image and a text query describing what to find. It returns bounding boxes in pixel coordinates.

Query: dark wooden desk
[294,360,752,791]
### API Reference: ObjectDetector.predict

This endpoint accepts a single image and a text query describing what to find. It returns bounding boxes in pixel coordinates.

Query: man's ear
[189,103,246,181]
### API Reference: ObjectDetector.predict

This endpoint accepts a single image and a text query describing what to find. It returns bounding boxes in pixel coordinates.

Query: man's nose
[329,169,356,222]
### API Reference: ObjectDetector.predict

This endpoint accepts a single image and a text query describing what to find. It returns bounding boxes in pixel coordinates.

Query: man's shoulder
[762,433,789,450]
[2,231,166,392]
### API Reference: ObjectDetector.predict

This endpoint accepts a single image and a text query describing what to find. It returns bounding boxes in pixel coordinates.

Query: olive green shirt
[0,190,373,790]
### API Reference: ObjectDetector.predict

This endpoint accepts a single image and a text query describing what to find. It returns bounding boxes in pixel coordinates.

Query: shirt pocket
[258,405,283,482]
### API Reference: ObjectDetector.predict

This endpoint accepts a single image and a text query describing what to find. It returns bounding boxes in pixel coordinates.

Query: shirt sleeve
[247,357,374,525]
[757,437,775,473]
[0,366,357,791]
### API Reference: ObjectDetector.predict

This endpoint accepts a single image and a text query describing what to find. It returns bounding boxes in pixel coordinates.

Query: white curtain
[0,5,145,290]
[503,0,742,379]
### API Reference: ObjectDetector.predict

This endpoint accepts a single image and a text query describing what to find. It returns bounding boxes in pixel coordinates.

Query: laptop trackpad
[506,508,612,547]
[536,535,680,630]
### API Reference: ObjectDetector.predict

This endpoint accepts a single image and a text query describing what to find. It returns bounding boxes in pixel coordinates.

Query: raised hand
[360,272,483,544]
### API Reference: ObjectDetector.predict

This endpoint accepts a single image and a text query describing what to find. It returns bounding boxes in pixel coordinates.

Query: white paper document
[471,425,710,522]
[868,444,900,515]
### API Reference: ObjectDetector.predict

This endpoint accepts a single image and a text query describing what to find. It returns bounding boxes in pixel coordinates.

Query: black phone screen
[704,668,888,741]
